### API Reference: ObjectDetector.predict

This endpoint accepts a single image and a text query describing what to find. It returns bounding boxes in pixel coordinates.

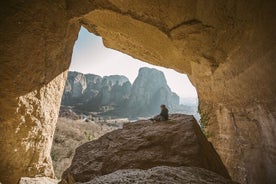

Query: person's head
[160,104,166,109]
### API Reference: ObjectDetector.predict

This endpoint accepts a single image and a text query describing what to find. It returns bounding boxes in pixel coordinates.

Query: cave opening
[51,26,200,178]
[1,1,275,183]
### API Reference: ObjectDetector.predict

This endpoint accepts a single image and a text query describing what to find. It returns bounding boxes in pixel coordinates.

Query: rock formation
[60,114,230,183]
[62,71,130,109]
[78,166,237,184]
[0,1,275,183]
[127,67,180,116]
[61,68,180,118]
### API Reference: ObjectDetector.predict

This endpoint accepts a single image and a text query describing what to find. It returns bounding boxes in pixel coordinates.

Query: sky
[70,27,198,98]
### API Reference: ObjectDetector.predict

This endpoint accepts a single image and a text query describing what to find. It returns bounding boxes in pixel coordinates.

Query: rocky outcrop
[63,72,87,99]
[1,1,275,183]
[62,72,130,108]
[60,114,230,183]
[62,68,180,117]
[127,67,180,116]
[79,166,236,184]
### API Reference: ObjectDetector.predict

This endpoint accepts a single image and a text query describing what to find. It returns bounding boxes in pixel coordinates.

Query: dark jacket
[160,107,169,120]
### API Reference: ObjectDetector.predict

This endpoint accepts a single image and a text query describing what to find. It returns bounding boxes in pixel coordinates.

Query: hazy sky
[70,27,197,98]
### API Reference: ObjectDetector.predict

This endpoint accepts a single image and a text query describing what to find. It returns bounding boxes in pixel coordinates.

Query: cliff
[61,68,180,118]
[62,72,130,109]
[126,67,180,116]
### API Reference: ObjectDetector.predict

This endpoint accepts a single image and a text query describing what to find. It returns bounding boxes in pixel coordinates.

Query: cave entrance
[51,27,200,178]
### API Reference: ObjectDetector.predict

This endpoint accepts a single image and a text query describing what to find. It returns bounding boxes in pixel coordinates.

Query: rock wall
[62,71,131,109]
[0,1,80,183]
[126,67,180,117]
[0,0,275,183]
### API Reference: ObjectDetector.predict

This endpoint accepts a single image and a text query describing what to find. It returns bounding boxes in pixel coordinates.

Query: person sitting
[151,104,169,121]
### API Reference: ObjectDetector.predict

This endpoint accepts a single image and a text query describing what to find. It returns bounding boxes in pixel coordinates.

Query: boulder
[77,166,237,184]
[60,114,230,183]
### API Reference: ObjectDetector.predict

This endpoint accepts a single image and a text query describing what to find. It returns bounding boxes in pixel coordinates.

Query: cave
[52,28,200,179]
[61,27,199,119]
[0,1,275,184]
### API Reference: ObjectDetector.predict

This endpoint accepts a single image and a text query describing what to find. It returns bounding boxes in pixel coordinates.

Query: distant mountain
[126,67,179,117]
[61,68,196,119]
[62,72,131,111]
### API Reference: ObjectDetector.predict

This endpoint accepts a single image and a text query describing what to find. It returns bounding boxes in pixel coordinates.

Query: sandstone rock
[18,177,58,184]
[60,114,230,183]
[1,1,275,183]
[78,166,237,184]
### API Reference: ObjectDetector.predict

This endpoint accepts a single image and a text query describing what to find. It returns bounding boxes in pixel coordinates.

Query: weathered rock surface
[18,177,58,184]
[78,166,236,184]
[0,1,79,183]
[60,114,230,183]
[0,1,275,183]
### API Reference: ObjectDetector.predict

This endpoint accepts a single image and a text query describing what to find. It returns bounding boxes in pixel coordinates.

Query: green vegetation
[197,102,211,138]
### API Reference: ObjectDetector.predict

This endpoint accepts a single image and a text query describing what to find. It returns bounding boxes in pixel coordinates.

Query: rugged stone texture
[60,114,230,183]
[64,72,87,99]
[0,1,276,183]
[18,177,58,184]
[0,71,69,184]
[78,166,237,184]
[0,1,80,183]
